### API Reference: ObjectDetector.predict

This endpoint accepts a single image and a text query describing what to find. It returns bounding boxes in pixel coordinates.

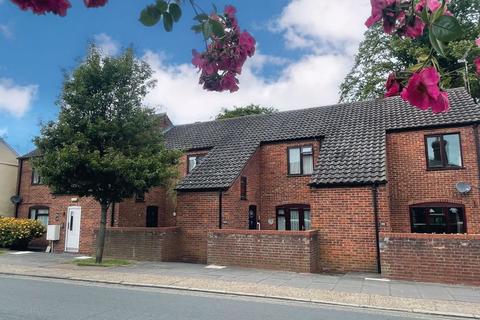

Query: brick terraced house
[15,88,480,285]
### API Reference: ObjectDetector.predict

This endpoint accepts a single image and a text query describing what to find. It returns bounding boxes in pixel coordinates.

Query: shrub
[0,218,46,249]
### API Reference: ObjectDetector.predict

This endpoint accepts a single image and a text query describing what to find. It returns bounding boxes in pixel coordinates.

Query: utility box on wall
[46,225,61,241]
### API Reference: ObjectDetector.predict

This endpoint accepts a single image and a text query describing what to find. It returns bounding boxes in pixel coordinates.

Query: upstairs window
[276,205,311,231]
[240,176,247,200]
[187,154,206,173]
[288,145,313,175]
[31,168,43,185]
[410,204,466,234]
[425,133,462,169]
[29,207,49,226]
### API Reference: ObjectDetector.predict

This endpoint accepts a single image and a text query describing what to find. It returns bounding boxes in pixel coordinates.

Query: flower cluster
[475,38,480,76]
[10,0,107,16]
[191,5,256,92]
[366,0,449,40]
[0,217,46,248]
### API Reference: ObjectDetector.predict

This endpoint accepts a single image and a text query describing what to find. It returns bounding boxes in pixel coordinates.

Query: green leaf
[194,13,209,22]
[202,22,212,39]
[191,24,203,33]
[168,3,182,22]
[155,0,168,12]
[163,12,173,32]
[429,30,446,56]
[209,19,225,37]
[431,15,462,42]
[139,5,161,27]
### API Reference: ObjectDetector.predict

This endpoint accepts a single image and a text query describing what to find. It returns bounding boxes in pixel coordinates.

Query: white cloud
[274,0,370,54]
[143,50,351,124]
[0,78,38,117]
[0,24,13,39]
[94,33,120,56]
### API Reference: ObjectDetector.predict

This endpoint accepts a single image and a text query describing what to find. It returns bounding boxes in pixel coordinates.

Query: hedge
[0,217,46,249]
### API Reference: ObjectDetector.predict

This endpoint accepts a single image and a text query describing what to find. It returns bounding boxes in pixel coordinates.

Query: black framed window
[288,145,313,175]
[276,205,311,231]
[410,203,466,234]
[187,154,206,173]
[29,207,49,226]
[425,133,462,169]
[31,168,43,185]
[240,176,247,200]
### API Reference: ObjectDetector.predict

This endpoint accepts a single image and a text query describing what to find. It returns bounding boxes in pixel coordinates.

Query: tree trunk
[95,202,109,264]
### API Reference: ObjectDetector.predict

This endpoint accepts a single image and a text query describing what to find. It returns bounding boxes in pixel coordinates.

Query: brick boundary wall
[380,232,480,285]
[94,227,182,261]
[207,229,318,273]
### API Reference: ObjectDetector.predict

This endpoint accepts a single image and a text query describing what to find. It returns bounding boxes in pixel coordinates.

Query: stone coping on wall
[102,227,180,233]
[380,232,480,240]
[209,228,318,237]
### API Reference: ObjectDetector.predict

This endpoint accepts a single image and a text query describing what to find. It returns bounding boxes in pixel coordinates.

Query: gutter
[14,158,23,218]
[371,183,381,274]
[473,124,480,191]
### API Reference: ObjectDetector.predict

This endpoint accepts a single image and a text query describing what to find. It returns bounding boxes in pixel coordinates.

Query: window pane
[289,148,301,174]
[304,210,311,230]
[302,154,313,175]
[447,207,465,234]
[443,134,462,167]
[302,146,312,154]
[188,157,196,173]
[428,207,446,233]
[32,169,41,184]
[277,215,286,231]
[29,209,36,220]
[411,208,426,233]
[426,136,443,168]
[36,215,49,226]
[290,210,300,231]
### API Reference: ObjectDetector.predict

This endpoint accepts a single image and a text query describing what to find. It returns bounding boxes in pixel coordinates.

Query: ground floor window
[276,204,311,231]
[29,207,49,226]
[410,203,465,234]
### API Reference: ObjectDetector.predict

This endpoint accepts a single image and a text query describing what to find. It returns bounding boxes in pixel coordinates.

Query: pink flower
[404,16,425,39]
[476,38,480,47]
[11,0,71,16]
[400,67,449,112]
[365,0,395,28]
[224,5,236,17]
[474,57,480,75]
[220,72,239,92]
[239,31,256,57]
[415,0,441,12]
[84,0,108,8]
[385,73,402,97]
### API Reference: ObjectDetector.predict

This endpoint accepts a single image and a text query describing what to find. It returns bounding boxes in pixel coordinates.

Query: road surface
[0,275,462,320]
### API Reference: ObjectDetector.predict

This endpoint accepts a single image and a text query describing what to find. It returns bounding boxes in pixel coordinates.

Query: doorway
[65,206,82,252]
[146,206,159,228]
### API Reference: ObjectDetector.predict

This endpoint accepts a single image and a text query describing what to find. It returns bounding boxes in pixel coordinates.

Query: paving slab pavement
[0,251,479,318]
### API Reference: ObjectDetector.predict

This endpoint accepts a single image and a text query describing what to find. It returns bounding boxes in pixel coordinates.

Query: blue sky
[0,0,370,155]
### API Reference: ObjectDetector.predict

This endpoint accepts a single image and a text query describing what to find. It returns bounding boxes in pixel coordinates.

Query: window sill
[287,174,312,177]
[426,166,465,172]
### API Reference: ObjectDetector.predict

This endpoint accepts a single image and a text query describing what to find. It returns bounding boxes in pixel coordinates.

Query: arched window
[410,203,466,234]
[276,204,311,231]
[29,206,49,226]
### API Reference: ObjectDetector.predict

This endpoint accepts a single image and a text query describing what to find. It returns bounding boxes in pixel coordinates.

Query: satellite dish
[455,182,472,194]
[10,195,22,204]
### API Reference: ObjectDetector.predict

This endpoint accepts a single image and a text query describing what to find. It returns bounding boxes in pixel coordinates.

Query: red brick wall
[176,191,219,263]
[94,227,181,261]
[259,139,320,230]
[310,186,384,273]
[387,125,480,233]
[207,229,318,272]
[380,232,480,285]
[221,148,261,229]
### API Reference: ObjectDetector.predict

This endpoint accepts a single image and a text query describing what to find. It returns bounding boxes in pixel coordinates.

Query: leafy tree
[33,47,180,263]
[216,104,278,120]
[340,0,480,103]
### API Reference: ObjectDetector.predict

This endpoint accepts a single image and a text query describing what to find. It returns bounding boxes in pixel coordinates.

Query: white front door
[65,206,81,252]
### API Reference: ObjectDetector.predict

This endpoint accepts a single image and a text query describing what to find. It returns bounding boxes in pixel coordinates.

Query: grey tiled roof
[166,88,480,190]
